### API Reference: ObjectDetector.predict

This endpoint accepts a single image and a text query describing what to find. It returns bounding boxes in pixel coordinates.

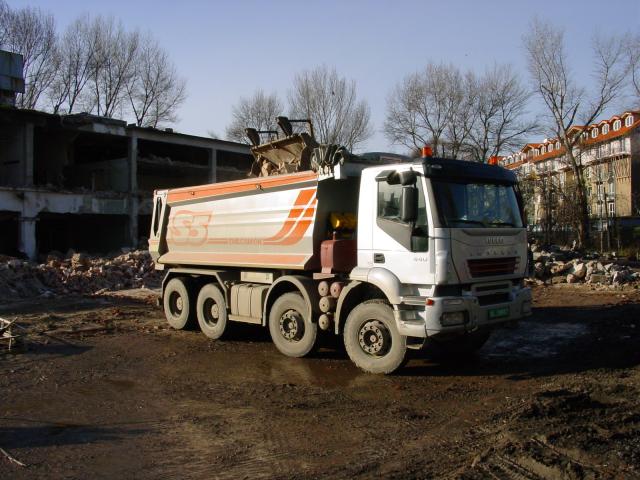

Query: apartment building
[500,111,640,234]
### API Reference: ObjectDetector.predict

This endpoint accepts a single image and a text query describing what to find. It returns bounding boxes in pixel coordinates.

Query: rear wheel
[163,277,196,330]
[343,300,407,374]
[269,292,317,357]
[196,283,228,339]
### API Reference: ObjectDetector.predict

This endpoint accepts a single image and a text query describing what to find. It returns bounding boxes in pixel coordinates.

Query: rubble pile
[530,245,640,287]
[0,250,163,299]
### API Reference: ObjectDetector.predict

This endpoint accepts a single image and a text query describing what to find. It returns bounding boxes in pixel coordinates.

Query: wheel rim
[202,297,220,327]
[279,309,304,342]
[169,291,184,317]
[358,320,391,356]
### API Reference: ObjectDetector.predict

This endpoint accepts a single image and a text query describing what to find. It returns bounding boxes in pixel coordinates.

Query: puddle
[485,320,590,359]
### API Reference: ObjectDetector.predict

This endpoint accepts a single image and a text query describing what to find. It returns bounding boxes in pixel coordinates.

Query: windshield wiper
[486,221,517,227]
[449,219,487,226]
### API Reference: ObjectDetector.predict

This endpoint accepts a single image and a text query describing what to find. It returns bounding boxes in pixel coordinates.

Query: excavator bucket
[249,132,318,177]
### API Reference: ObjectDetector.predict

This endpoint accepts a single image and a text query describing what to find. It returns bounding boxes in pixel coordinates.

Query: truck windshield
[432,180,523,228]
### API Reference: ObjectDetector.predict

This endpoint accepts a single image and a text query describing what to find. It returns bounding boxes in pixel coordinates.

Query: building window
[535,149,540,156]
[625,115,634,127]
[608,180,615,195]
[591,128,598,138]
[608,201,615,217]
[602,124,609,134]
[555,141,560,149]
[548,143,553,152]
[541,145,546,154]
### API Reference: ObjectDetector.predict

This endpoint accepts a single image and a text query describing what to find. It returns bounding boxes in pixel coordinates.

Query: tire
[163,277,196,330]
[343,300,407,374]
[196,283,228,339]
[427,328,492,360]
[268,292,317,358]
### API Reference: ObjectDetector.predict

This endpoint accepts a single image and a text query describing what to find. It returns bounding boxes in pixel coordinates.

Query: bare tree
[517,171,537,227]
[125,35,186,127]
[87,16,139,118]
[384,63,470,156]
[466,64,538,162]
[47,15,98,114]
[445,70,476,158]
[0,3,58,109]
[523,19,628,247]
[225,90,284,142]
[627,33,640,106]
[289,65,372,151]
[0,1,9,46]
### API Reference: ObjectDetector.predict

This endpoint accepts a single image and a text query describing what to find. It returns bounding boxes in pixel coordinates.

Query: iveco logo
[486,236,505,245]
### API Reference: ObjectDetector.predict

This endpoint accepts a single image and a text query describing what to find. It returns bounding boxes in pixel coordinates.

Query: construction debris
[0,446,27,468]
[0,250,162,300]
[0,317,22,351]
[530,245,640,287]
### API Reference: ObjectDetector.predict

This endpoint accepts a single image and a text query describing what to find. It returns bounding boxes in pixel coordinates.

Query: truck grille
[468,257,517,278]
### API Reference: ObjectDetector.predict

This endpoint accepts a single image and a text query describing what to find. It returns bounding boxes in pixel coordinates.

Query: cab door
[365,170,433,286]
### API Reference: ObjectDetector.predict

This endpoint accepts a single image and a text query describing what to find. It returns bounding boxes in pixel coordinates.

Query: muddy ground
[1,285,639,480]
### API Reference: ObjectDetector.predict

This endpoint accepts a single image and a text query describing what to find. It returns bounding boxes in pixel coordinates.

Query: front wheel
[343,300,407,374]
[269,292,317,358]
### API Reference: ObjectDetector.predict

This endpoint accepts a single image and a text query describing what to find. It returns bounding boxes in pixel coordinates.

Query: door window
[376,176,428,251]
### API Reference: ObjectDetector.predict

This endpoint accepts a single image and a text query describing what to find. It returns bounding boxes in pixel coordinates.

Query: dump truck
[149,119,531,374]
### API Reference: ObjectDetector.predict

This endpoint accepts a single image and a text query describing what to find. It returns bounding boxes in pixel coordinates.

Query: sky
[11,0,640,152]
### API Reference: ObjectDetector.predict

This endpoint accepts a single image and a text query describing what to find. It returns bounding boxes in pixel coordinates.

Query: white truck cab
[349,157,531,346]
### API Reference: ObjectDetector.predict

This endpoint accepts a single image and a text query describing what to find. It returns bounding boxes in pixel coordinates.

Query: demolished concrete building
[0,107,252,259]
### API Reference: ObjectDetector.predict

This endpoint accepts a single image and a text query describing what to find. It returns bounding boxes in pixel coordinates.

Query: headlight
[440,311,466,326]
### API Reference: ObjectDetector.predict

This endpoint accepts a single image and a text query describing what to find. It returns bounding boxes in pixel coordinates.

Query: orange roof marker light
[421,145,433,158]
[488,156,500,165]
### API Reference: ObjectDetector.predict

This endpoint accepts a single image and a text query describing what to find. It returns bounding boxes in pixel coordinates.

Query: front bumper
[394,286,532,338]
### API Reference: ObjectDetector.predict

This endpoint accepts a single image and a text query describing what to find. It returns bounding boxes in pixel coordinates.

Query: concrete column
[128,134,138,192]
[128,134,138,247]
[19,216,37,260]
[24,122,34,186]
[208,148,217,183]
[129,196,139,248]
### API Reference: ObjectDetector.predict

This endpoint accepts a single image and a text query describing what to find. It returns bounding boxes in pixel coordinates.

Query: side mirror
[400,185,418,223]
[398,170,417,186]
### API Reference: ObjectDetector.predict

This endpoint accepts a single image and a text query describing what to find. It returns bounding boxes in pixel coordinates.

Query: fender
[262,275,320,326]
[350,266,403,304]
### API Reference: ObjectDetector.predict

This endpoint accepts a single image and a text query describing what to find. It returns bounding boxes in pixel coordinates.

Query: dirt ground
[1,285,639,480]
